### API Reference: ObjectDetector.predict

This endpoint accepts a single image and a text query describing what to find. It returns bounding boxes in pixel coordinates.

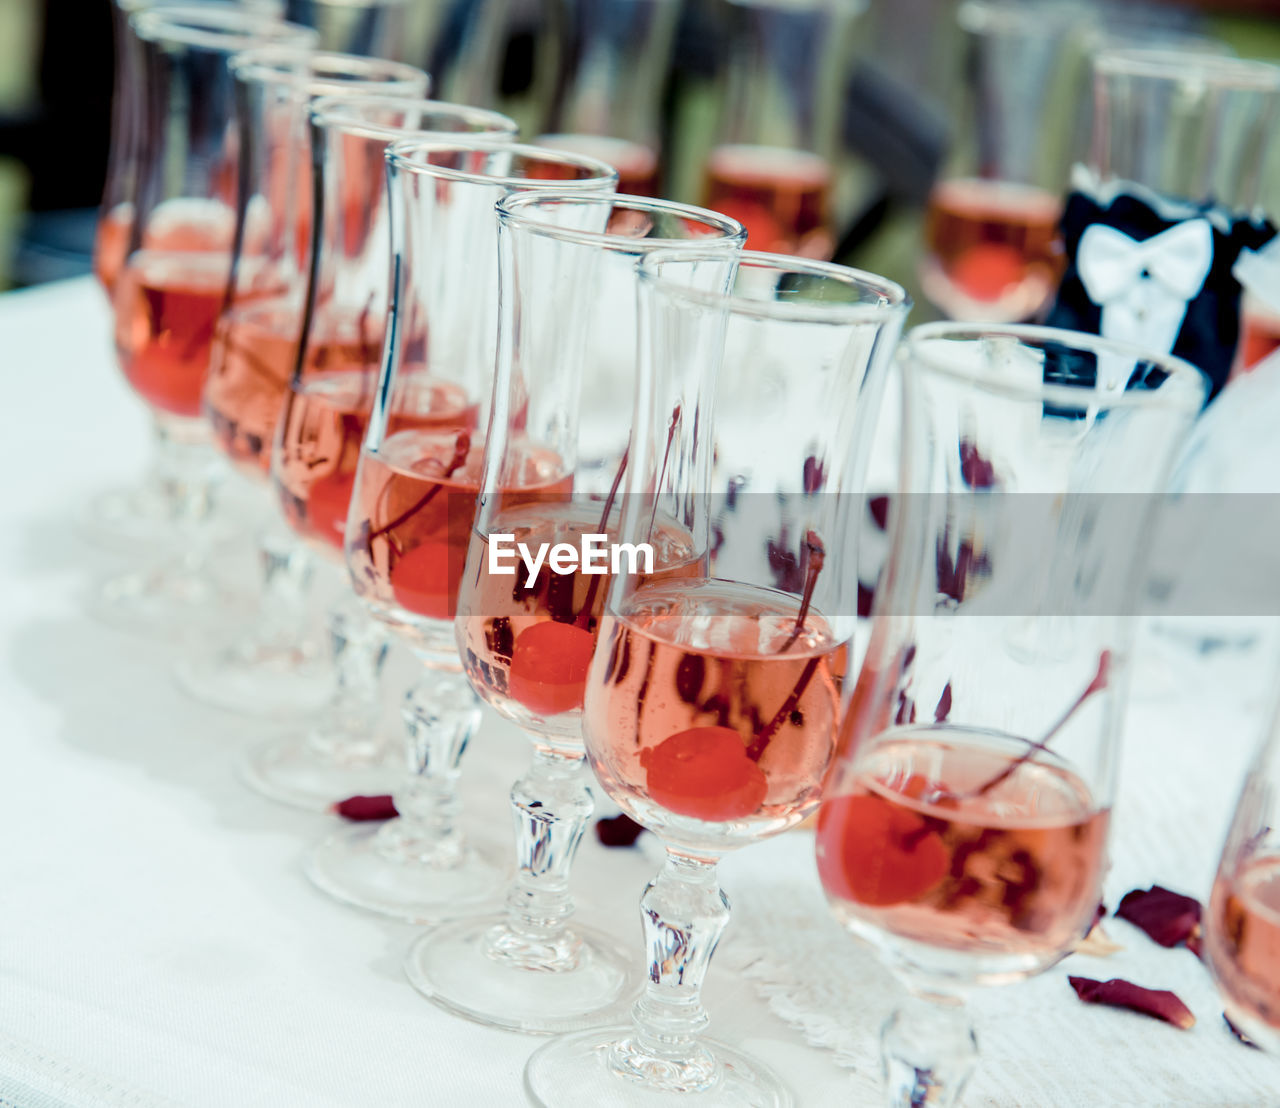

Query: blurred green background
[0,0,1277,300]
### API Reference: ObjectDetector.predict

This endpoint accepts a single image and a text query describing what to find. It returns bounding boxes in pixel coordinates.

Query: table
[1,277,1277,1107]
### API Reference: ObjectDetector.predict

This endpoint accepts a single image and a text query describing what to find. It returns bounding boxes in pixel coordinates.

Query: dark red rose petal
[1068,976,1195,1030]
[595,813,644,847]
[868,494,890,531]
[1116,885,1203,948]
[333,794,398,821]
[1224,1013,1260,1049]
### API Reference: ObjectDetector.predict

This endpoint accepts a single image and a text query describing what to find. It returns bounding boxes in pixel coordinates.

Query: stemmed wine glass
[231,99,521,807]
[522,249,909,1105]
[404,192,746,1034]
[702,0,864,258]
[816,324,1206,1105]
[171,50,439,722]
[535,0,681,196]
[1205,696,1280,1052]
[89,0,292,554]
[93,5,317,636]
[919,0,1076,323]
[224,99,519,808]
[303,140,621,918]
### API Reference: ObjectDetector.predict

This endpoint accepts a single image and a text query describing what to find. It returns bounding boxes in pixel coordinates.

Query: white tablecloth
[1,277,1277,1107]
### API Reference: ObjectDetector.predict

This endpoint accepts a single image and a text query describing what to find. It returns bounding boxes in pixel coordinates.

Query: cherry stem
[746,531,827,761]
[968,650,1112,799]
[574,445,629,630]
[745,655,822,762]
[781,531,825,652]
[355,292,376,409]
[366,431,471,556]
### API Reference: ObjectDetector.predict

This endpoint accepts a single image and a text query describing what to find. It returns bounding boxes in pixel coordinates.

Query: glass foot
[81,483,179,552]
[239,733,398,812]
[87,561,247,639]
[524,1027,794,1107]
[305,822,505,923]
[404,914,636,1035]
[175,634,330,718]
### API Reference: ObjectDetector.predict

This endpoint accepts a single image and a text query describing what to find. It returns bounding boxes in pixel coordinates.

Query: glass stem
[379,672,481,867]
[881,991,978,1108]
[608,851,728,1093]
[252,526,315,649]
[490,747,594,970]
[153,415,217,530]
[305,598,389,765]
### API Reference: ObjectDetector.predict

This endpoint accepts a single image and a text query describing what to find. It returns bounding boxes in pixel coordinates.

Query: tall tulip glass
[816,324,1205,1106]
[172,52,434,724]
[1205,697,1280,1054]
[403,193,746,1035]
[89,0,293,557]
[523,249,908,1106]
[303,142,620,919]
[92,5,317,636]
[223,103,521,809]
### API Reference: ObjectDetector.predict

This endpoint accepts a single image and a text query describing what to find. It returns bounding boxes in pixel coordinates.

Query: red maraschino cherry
[642,726,768,822]
[816,778,949,907]
[508,621,596,716]
[951,242,1025,302]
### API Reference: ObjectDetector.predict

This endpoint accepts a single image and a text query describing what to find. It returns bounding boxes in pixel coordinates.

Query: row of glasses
[85,8,1252,1103]
[306,141,625,917]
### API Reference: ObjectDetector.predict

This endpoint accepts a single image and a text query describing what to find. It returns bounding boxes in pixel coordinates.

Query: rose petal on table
[596,813,644,847]
[1224,1013,1260,1049]
[333,794,398,821]
[1068,976,1195,1029]
[1115,885,1203,948]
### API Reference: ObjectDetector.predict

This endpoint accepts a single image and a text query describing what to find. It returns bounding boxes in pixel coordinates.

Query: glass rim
[117,0,284,10]
[1094,47,1280,91]
[496,192,747,253]
[132,5,313,50]
[727,0,866,11]
[385,137,618,189]
[639,247,911,325]
[230,44,427,93]
[310,94,518,141]
[903,322,1210,410]
[957,0,1080,34]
